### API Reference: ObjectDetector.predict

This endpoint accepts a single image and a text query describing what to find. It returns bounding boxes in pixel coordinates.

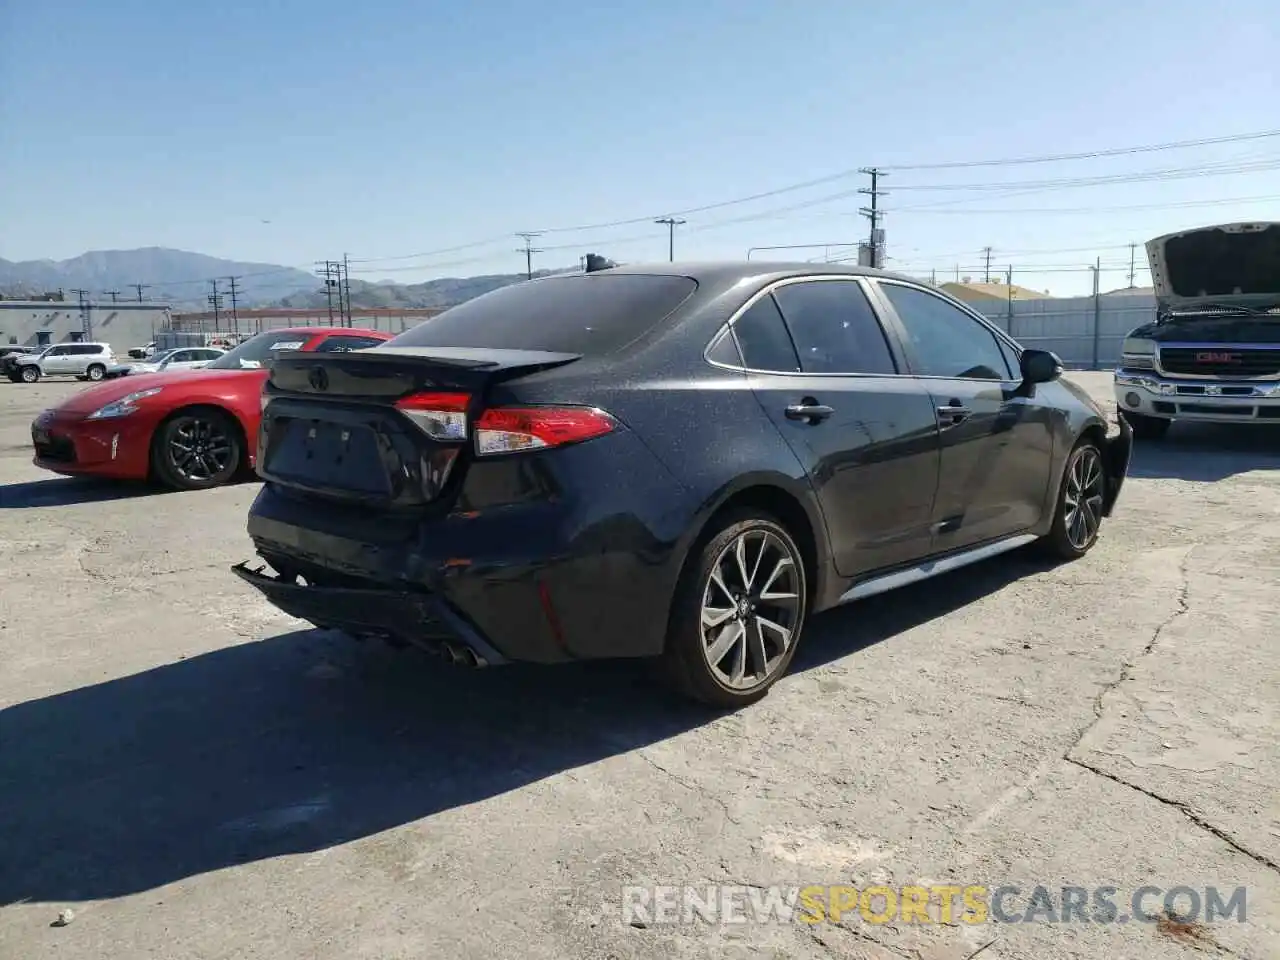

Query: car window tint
[706,328,742,366]
[389,274,697,356]
[997,337,1021,378]
[879,283,1012,380]
[732,295,801,372]
[315,335,385,352]
[772,280,896,375]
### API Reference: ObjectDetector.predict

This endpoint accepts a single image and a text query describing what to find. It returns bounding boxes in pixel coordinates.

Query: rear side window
[388,274,697,356]
[731,295,801,372]
[772,280,897,375]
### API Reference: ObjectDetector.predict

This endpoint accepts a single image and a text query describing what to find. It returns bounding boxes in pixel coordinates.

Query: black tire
[660,510,808,708]
[85,364,106,381]
[19,366,39,383]
[150,407,244,491]
[1122,410,1170,441]
[1039,438,1107,561]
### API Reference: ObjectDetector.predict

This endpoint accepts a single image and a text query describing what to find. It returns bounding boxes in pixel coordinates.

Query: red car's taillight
[394,391,471,441]
[473,406,616,456]
[394,392,617,455]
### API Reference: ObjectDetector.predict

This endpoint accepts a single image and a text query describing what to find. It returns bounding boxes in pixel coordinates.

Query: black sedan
[232,262,1132,707]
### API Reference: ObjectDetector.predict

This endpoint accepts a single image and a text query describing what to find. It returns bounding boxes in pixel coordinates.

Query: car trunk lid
[259,347,584,506]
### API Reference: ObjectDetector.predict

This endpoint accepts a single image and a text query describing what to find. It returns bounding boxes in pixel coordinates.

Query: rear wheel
[1040,439,1107,561]
[86,363,106,381]
[151,408,243,490]
[1121,410,1169,441]
[661,511,807,708]
[20,366,39,383]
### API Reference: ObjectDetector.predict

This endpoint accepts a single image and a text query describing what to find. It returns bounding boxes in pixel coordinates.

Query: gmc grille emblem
[1195,351,1241,363]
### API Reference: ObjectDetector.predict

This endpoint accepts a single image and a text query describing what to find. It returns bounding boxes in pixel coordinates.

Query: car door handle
[785,402,835,422]
[936,404,971,427]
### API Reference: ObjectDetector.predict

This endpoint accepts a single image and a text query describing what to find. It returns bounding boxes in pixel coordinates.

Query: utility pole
[930,268,937,286]
[1090,257,1102,369]
[207,279,223,331]
[1127,242,1137,288]
[654,218,686,262]
[132,283,149,303]
[858,168,888,267]
[103,290,121,304]
[982,247,994,283]
[71,289,92,339]
[316,261,340,325]
[342,253,353,326]
[516,232,544,280]
[225,276,241,338]
[1006,265,1015,334]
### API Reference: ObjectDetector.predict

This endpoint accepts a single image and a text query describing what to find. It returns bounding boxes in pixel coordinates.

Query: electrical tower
[226,276,241,338]
[132,283,150,303]
[71,289,92,339]
[982,247,994,283]
[208,279,224,330]
[516,232,544,280]
[654,218,686,262]
[858,168,888,268]
[103,290,121,304]
[1127,243,1138,288]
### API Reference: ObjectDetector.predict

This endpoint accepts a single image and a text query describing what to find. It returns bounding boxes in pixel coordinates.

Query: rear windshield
[386,274,698,355]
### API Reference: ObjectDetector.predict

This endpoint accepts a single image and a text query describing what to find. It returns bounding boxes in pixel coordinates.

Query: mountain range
[0,247,569,311]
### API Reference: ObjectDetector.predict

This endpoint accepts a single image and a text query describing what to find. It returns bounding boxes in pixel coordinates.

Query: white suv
[10,343,116,383]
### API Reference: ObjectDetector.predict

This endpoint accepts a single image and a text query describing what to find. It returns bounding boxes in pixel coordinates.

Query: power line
[878,128,1280,171]
[516,232,544,280]
[654,218,686,261]
[886,156,1280,192]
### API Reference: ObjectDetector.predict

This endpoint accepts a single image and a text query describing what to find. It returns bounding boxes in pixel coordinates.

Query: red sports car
[31,327,393,490]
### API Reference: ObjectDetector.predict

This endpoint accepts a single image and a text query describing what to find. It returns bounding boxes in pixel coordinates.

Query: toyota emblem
[308,365,329,391]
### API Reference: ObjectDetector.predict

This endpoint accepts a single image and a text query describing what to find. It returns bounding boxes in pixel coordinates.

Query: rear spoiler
[267,347,583,398]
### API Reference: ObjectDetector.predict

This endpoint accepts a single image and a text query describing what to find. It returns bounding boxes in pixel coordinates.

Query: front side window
[772,280,897,375]
[878,283,1012,380]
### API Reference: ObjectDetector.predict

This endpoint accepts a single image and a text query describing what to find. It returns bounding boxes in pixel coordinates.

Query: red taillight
[473,406,616,456]
[395,391,471,441]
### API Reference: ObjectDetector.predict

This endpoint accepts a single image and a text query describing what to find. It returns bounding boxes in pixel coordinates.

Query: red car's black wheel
[151,407,243,490]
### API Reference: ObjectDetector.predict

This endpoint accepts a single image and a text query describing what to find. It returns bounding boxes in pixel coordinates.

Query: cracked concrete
[2,374,1279,960]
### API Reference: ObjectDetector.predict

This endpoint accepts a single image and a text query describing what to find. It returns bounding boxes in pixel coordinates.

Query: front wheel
[660,511,808,708]
[1040,440,1107,561]
[1121,410,1169,441]
[19,366,39,383]
[151,408,244,490]
[85,364,106,381]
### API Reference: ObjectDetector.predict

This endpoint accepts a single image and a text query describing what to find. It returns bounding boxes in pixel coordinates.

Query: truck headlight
[1120,337,1156,370]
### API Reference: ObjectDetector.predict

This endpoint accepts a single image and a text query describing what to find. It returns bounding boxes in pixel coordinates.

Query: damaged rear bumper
[230,561,509,667]
[1101,414,1133,517]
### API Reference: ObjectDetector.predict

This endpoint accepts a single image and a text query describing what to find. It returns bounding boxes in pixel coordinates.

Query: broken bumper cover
[1101,415,1133,517]
[230,562,509,667]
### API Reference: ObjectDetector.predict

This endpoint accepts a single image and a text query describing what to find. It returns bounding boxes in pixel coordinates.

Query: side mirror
[1020,348,1062,384]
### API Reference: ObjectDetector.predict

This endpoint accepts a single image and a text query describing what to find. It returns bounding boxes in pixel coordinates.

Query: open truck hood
[1147,222,1280,311]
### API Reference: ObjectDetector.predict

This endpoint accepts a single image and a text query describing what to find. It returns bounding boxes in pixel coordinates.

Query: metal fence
[970,292,1155,370]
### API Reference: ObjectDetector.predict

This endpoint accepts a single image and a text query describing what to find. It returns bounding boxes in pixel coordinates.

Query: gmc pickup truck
[1115,221,1280,440]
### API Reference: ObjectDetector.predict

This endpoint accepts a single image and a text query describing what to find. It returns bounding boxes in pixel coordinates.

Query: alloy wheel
[700,529,802,690]
[1063,446,1105,551]
[167,416,234,483]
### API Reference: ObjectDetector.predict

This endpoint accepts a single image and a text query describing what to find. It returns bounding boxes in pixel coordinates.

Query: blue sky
[2,0,1278,297]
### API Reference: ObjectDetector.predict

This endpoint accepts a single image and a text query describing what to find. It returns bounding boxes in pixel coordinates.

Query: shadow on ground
[0,476,254,509]
[0,548,1058,905]
[1127,422,1280,482]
